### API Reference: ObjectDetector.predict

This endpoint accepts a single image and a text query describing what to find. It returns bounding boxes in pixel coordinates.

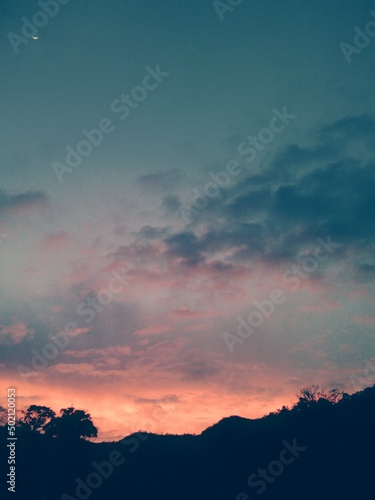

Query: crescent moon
[32,36,39,40]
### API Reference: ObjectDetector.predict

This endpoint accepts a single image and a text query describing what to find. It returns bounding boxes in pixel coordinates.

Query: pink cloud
[298,299,341,313]
[134,324,173,336]
[69,327,91,337]
[0,322,33,345]
[172,307,219,318]
[59,263,92,287]
[352,315,375,326]
[3,340,367,442]
[41,232,72,252]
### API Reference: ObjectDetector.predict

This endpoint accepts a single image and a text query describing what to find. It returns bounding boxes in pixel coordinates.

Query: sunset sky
[1,0,375,441]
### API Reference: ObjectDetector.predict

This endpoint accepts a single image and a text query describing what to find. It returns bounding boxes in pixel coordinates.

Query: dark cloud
[168,350,219,381]
[0,190,47,214]
[208,116,374,262]
[134,395,180,405]
[111,115,375,281]
[161,195,181,217]
[210,261,234,271]
[320,114,375,146]
[354,263,375,284]
[269,158,375,243]
[136,169,184,194]
[165,231,203,266]
[268,143,336,177]
[163,115,375,275]
[136,225,169,240]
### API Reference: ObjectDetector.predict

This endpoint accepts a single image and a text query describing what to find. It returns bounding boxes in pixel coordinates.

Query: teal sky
[0,0,374,440]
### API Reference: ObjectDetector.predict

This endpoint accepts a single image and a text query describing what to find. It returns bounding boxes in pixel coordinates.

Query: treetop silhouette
[19,405,97,440]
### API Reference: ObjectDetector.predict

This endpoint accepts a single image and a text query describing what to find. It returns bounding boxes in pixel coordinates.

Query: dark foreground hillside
[1,386,375,500]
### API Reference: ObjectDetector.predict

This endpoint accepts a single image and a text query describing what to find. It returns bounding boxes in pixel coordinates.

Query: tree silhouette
[0,406,7,426]
[294,385,343,412]
[21,405,56,432]
[320,387,342,404]
[45,407,97,440]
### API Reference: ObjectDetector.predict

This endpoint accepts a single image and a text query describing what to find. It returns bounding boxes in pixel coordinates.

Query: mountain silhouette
[1,385,374,499]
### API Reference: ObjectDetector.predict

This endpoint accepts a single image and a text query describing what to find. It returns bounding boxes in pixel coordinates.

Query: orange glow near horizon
[2,364,367,442]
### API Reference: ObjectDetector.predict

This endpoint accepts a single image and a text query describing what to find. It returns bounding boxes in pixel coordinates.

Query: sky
[0,0,375,441]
